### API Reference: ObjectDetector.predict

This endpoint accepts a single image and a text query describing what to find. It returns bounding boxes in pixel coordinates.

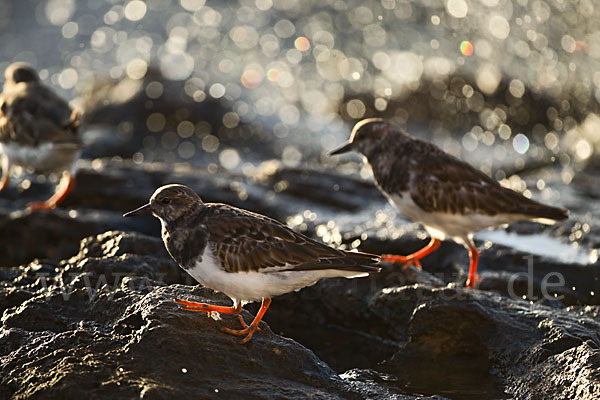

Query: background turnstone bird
[330,118,568,288]
[0,62,81,210]
[124,184,380,343]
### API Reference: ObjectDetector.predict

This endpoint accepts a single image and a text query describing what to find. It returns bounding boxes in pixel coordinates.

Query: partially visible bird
[330,118,568,288]
[124,184,380,344]
[0,62,81,210]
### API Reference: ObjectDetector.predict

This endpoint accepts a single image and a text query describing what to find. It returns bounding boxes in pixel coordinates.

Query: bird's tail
[326,251,381,273]
[516,199,569,224]
[291,251,381,273]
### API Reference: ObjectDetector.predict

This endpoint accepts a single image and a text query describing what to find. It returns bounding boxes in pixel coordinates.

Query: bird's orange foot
[381,254,422,269]
[221,297,271,344]
[234,314,260,331]
[465,274,481,288]
[221,325,259,344]
[27,201,56,211]
[27,174,76,211]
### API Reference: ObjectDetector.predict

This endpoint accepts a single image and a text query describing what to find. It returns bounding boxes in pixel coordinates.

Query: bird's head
[4,62,39,86]
[123,184,203,223]
[329,118,399,159]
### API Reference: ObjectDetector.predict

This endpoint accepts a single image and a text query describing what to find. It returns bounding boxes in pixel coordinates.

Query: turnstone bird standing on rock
[330,118,568,288]
[124,184,380,344]
[0,62,81,210]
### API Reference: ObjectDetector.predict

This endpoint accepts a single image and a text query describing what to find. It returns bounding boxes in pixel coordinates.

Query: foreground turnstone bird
[330,118,568,288]
[124,184,380,343]
[0,62,81,210]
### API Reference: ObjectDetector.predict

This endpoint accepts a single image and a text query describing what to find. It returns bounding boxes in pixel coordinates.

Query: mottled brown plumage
[0,62,80,147]
[330,118,568,287]
[124,184,380,343]
[205,204,379,274]
[0,62,81,210]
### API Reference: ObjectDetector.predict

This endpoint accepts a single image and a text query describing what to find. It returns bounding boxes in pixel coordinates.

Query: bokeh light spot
[488,15,510,40]
[294,36,310,51]
[346,99,366,119]
[513,134,530,154]
[447,0,468,18]
[223,112,240,129]
[209,83,226,98]
[266,68,279,82]
[241,69,262,88]
[177,141,196,159]
[575,140,592,160]
[126,58,148,80]
[460,41,473,56]
[146,113,166,132]
[124,0,147,21]
[201,135,219,153]
[58,68,78,89]
[282,146,302,167]
[177,121,195,138]
[180,0,206,12]
[219,148,240,170]
[145,81,164,99]
[508,79,525,98]
[274,19,295,38]
[61,21,78,39]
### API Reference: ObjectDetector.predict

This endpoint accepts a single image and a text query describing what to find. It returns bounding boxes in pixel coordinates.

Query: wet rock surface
[0,158,599,399]
[0,231,421,400]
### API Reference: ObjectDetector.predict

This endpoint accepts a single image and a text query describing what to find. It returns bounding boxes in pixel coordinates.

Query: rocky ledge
[0,159,599,399]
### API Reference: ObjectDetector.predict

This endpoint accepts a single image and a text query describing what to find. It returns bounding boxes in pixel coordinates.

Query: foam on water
[476,230,597,265]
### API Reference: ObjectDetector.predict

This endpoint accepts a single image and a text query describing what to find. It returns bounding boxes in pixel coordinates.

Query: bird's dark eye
[159,197,171,205]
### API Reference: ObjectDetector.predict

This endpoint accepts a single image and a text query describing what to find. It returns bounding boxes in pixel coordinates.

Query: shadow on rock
[0,231,407,399]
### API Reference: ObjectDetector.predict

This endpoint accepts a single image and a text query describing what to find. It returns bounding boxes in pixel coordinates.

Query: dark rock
[268,277,600,399]
[0,155,598,399]
[3,230,600,399]
[1,231,411,399]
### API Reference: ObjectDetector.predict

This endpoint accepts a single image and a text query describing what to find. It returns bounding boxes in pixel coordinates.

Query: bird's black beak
[328,142,354,156]
[123,203,152,217]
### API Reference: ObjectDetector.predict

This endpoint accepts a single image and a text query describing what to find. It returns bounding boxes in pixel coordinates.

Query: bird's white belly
[185,246,366,302]
[387,193,515,245]
[0,142,80,173]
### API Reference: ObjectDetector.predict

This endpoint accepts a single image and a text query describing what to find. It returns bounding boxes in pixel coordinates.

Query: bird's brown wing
[205,205,380,274]
[409,142,568,220]
[0,83,80,146]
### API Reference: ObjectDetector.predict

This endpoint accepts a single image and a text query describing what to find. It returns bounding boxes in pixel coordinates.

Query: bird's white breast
[184,245,367,303]
[0,142,80,173]
[387,193,519,247]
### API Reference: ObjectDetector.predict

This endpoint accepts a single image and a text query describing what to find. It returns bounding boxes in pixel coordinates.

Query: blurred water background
[2,0,599,168]
[0,0,598,258]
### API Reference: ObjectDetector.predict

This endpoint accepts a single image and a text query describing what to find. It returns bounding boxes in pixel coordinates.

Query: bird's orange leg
[175,299,259,332]
[465,247,480,288]
[174,298,243,317]
[221,297,271,344]
[0,159,10,192]
[28,173,76,211]
[382,238,441,269]
[0,172,8,192]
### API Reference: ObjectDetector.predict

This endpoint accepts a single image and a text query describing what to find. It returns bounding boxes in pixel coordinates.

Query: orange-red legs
[175,298,271,344]
[28,172,76,211]
[221,298,272,344]
[0,158,10,192]
[465,247,480,288]
[174,298,243,317]
[382,238,441,269]
[0,172,8,192]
